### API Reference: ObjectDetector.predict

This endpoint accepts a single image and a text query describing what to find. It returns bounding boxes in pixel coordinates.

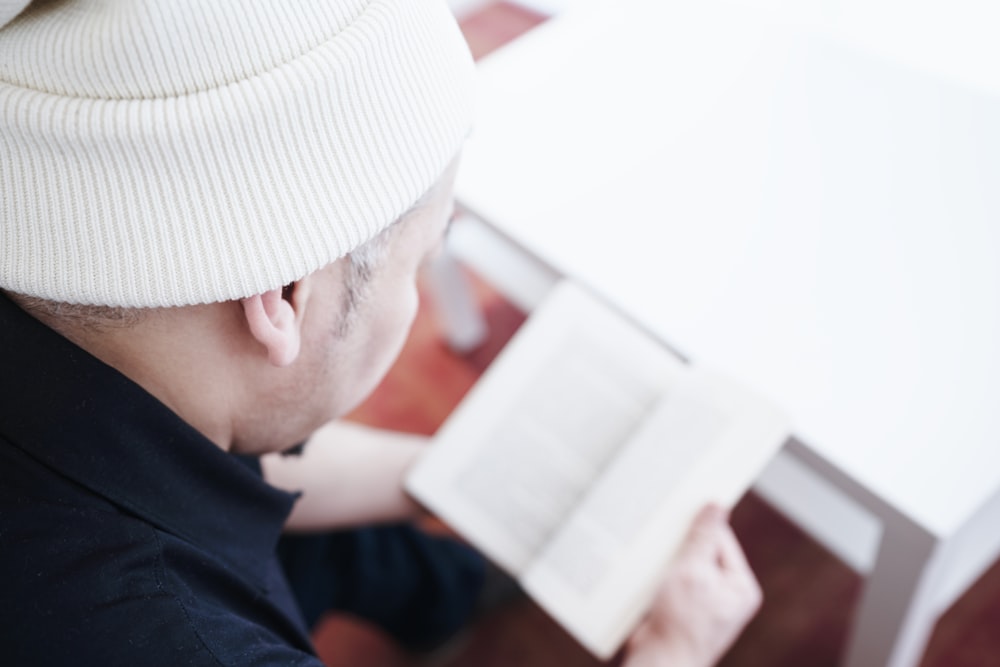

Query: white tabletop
[455,0,1000,537]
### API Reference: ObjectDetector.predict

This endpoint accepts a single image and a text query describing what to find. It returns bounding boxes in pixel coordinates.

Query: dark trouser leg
[277,523,485,651]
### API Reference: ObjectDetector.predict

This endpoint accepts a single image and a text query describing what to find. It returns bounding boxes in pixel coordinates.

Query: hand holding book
[624,505,762,667]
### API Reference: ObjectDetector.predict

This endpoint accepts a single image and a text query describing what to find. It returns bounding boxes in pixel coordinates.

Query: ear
[241,287,302,367]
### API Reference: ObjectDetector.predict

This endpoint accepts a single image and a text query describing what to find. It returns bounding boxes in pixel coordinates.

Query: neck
[52,304,247,451]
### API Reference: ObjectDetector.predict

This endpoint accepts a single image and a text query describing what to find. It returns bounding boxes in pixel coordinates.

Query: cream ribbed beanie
[0,0,475,307]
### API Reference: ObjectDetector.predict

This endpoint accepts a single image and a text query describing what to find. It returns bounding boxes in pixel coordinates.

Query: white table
[441,1,1000,665]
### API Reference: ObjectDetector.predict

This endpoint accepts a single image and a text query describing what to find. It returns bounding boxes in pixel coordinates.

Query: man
[0,0,761,665]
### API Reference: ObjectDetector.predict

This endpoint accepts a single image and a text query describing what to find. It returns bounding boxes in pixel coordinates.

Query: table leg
[424,248,489,353]
[841,513,942,667]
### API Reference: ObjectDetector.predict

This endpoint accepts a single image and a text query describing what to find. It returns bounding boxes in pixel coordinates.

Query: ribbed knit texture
[0,0,475,306]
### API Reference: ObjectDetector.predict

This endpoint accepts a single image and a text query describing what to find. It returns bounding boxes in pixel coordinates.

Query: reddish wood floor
[312,4,1000,666]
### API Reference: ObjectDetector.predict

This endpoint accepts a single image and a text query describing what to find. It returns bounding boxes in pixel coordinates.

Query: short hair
[334,220,403,336]
[6,295,144,331]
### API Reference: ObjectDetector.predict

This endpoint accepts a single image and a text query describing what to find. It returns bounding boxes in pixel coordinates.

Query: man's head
[0,0,475,452]
[9,158,457,455]
[233,158,459,454]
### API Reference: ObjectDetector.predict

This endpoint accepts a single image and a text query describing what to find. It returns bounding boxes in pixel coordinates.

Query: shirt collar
[0,293,297,585]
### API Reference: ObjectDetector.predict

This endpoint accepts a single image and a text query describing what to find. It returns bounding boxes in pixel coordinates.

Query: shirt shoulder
[0,440,321,667]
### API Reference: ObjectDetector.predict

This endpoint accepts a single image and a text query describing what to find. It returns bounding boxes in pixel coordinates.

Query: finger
[677,503,728,561]
[712,525,762,607]
[712,521,753,575]
[701,502,730,522]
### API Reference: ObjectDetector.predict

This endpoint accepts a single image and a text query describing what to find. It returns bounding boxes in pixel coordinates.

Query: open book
[406,280,788,659]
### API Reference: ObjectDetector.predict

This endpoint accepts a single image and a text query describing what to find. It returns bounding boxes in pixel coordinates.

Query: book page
[406,281,686,575]
[450,335,660,564]
[521,368,788,659]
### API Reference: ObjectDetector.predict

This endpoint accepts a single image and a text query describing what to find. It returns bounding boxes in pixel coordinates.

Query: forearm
[261,420,426,532]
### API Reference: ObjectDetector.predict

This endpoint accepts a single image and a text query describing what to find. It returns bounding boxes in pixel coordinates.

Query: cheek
[377,281,420,364]
[399,282,420,333]
[349,281,420,404]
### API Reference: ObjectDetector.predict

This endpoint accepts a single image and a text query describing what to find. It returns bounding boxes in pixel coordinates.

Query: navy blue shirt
[0,293,323,666]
